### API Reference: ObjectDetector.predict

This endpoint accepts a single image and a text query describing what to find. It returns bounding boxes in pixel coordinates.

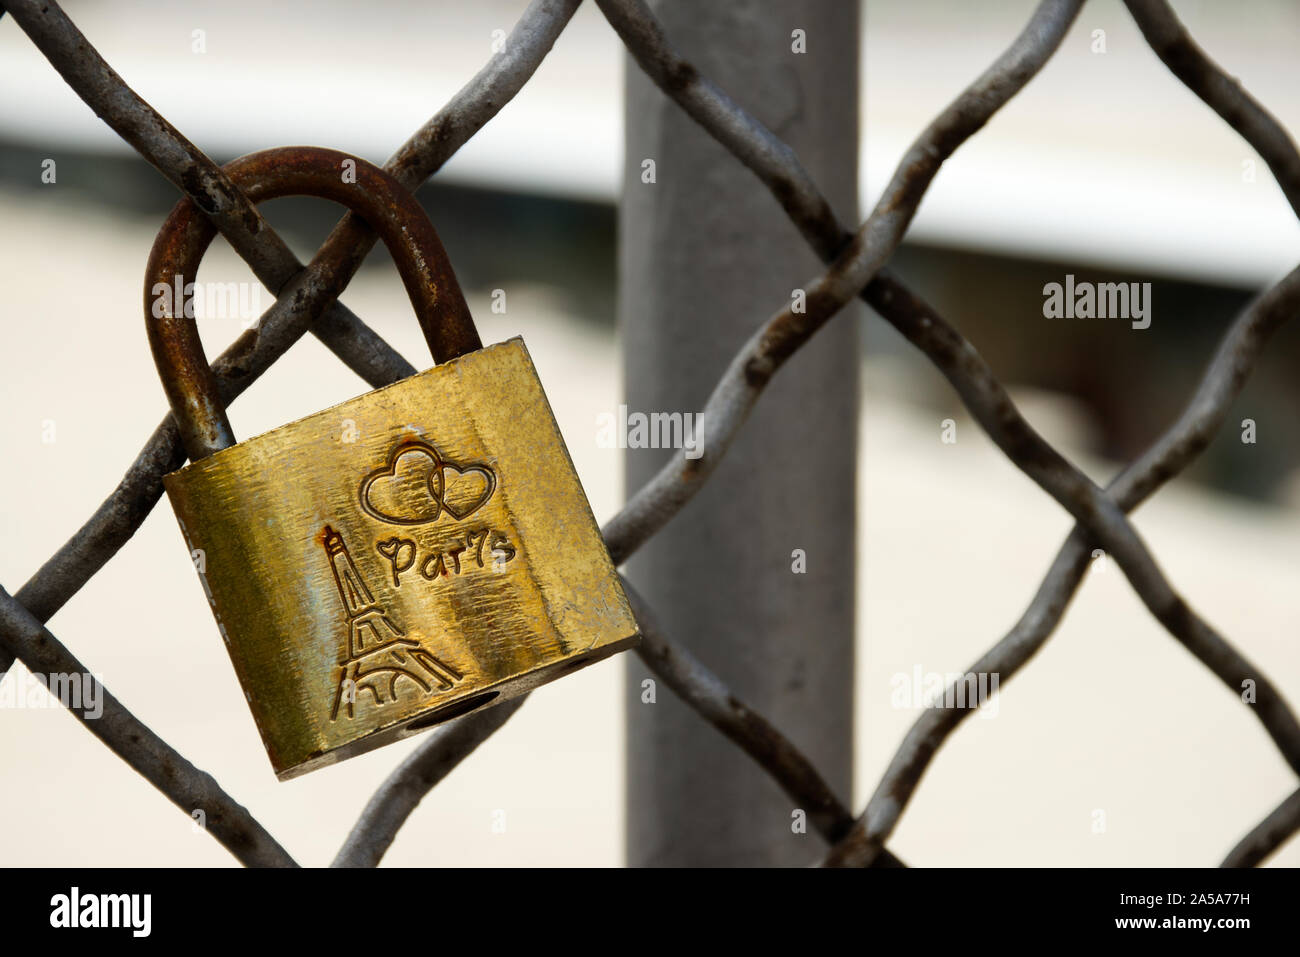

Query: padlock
[147,146,638,780]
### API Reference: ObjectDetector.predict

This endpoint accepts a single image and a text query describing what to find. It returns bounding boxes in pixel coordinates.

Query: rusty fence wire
[1,0,1298,868]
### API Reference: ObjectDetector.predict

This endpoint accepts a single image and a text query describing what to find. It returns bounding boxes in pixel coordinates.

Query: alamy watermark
[0,669,103,719]
[890,665,1000,717]
[151,274,263,327]
[50,887,150,937]
[596,405,705,459]
[1042,274,1151,329]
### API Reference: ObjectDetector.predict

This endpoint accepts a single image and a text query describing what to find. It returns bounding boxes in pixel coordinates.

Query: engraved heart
[361,441,496,526]
[435,462,496,520]
[359,441,444,526]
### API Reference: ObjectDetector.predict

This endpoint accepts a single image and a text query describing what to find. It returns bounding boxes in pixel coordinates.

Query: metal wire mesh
[1,0,1297,867]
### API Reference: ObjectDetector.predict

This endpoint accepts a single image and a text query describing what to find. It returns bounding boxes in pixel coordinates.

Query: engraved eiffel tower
[322,525,462,721]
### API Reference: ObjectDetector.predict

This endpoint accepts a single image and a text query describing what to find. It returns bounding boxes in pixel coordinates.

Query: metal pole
[621,0,861,866]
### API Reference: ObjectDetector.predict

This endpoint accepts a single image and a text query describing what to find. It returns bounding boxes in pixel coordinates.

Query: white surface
[864,0,1300,286]
[4,0,1300,284]
[0,0,623,201]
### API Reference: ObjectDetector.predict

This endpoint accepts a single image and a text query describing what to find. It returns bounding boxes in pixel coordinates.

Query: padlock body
[164,338,637,779]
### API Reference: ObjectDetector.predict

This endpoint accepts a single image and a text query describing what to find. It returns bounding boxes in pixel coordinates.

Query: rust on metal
[145,145,482,461]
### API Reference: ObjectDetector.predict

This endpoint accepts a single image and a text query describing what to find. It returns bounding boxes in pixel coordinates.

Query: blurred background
[1,0,1298,866]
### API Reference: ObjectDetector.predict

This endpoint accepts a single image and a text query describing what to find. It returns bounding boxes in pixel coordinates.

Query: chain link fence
[0,0,1297,867]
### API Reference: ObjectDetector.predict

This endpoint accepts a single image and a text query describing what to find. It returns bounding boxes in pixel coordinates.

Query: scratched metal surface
[165,339,637,778]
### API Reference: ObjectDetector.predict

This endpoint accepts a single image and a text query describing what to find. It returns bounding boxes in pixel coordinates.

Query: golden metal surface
[164,338,638,779]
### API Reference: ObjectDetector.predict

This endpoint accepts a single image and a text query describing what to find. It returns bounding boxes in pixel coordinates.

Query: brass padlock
[148,146,638,779]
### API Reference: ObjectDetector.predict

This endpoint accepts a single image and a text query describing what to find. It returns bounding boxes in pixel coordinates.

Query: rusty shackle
[144,146,482,462]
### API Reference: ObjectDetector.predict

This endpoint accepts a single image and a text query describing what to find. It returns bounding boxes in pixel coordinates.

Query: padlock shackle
[145,146,482,462]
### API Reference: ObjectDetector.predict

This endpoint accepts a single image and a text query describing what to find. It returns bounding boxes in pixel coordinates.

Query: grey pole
[621,0,861,866]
